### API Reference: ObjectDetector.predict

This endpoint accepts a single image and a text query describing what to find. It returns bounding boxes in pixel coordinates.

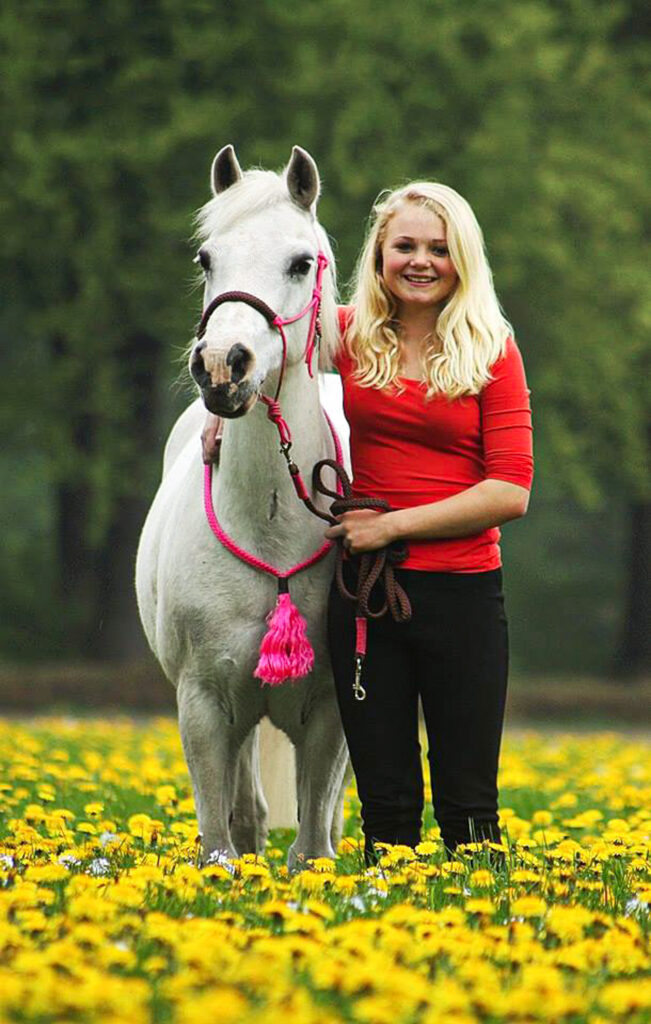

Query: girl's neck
[396,304,440,344]
[395,306,442,378]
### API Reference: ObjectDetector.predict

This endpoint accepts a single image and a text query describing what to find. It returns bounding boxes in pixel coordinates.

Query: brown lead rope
[311,458,412,701]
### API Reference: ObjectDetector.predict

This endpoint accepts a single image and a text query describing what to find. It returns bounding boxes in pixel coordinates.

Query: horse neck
[215,365,330,547]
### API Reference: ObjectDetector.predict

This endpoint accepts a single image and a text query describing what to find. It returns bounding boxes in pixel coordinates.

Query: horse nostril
[190,341,208,383]
[226,343,254,384]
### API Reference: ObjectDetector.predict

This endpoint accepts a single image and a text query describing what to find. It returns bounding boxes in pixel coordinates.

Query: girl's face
[379,204,458,315]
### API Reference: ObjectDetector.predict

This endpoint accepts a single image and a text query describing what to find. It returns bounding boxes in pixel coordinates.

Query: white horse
[136,146,349,867]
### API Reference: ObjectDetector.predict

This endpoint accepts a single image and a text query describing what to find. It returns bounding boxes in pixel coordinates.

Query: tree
[283,0,650,675]
[0,0,647,674]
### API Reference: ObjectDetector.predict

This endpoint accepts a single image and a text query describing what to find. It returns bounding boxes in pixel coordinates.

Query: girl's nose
[410,247,431,265]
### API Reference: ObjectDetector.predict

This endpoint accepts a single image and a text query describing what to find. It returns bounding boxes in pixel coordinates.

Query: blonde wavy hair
[347,182,512,397]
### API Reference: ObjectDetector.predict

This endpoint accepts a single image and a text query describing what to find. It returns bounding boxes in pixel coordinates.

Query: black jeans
[328,565,508,855]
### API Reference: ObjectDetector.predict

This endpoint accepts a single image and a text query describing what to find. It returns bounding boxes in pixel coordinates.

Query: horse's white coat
[136,152,349,865]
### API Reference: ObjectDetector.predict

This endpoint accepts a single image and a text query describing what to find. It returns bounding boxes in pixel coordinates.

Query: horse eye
[194,249,211,273]
[289,256,313,278]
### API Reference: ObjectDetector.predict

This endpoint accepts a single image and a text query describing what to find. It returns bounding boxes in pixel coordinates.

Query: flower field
[0,718,649,1024]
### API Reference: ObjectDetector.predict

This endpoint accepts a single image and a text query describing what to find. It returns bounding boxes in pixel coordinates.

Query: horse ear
[211,145,243,195]
[286,146,320,211]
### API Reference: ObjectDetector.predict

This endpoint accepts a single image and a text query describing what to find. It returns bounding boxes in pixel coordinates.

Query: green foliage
[0,0,647,663]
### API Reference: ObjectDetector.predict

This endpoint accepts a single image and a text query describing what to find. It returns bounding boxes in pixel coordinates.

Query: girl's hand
[202,413,223,464]
[325,509,396,554]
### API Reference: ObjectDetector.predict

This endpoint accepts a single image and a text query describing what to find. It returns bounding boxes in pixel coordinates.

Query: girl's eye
[395,242,412,251]
[289,256,313,277]
[194,249,211,273]
[432,247,449,257]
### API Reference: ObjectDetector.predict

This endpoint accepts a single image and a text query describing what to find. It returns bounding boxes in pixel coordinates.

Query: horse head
[189,145,337,417]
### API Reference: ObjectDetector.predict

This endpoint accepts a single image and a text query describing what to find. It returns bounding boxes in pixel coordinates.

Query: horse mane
[195,169,339,370]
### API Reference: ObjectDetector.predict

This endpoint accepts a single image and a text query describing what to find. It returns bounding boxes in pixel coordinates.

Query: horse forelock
[194,168,339,369]
[195,170,288,240]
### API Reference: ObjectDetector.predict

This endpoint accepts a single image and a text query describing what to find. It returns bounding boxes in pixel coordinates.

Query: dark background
[1,0,648,703]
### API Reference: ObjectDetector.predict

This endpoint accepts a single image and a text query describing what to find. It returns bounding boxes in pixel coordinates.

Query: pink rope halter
[199,252,342,685]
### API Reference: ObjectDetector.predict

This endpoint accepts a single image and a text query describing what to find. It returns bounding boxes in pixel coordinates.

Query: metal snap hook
[353,656,367,701]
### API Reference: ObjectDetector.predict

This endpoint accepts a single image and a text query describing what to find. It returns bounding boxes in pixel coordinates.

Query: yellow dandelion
[469,869,493,888]
[415,839,439,856]
[531,809,553,826]
[76,822,97,835]
[465,898,496,916]
[510,896,547,918]
[599,979,651,1014]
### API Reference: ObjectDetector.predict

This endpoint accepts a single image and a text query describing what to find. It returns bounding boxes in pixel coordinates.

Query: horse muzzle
[191,341,259,417]
[201,382,258,417]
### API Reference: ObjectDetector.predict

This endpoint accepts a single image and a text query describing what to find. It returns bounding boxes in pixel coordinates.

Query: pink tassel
[254,591,314,685]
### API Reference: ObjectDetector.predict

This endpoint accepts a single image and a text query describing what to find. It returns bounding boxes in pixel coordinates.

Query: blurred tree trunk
[615,501,651,678]
[95,330,161,661]
[57,477,100,657]
[52,332,99,656]
[54,330,162,660]
[95,493,153,660]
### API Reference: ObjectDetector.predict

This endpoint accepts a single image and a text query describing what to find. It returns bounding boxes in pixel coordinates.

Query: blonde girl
[325,182,533,859]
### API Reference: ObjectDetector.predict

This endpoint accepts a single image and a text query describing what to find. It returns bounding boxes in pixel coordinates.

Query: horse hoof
[203,847,238,871]
[287,846,305,874]
[287,843,336,874]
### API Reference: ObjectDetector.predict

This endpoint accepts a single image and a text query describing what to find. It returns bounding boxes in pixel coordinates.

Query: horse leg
[177,676,249,861]
[330,761,352,849]
[286,691,348,871]
[231,726,269,855]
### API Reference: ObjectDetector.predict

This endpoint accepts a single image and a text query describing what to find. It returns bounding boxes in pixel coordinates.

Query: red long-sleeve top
[333,306,534,572]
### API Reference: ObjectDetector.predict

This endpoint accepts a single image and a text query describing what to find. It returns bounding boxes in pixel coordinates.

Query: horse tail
[258,718,298,829]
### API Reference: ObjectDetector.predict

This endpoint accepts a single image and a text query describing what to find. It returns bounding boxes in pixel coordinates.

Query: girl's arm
[325,480,529,554]
[327,337,533,554]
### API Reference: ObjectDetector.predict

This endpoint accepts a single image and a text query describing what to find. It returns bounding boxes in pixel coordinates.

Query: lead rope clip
[279,439,294,465]
[353,655,366,701]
